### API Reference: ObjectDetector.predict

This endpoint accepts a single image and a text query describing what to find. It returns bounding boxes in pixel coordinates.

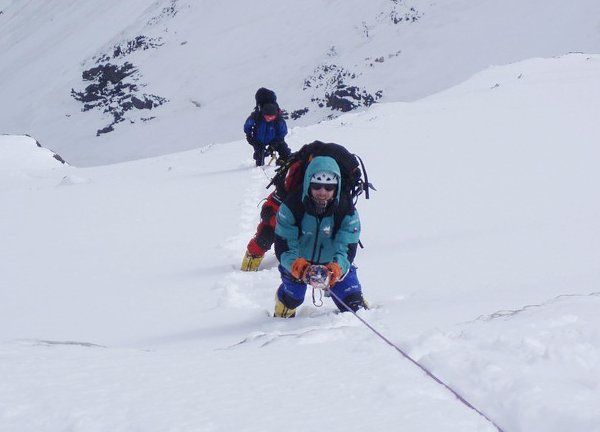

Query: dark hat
[262,103,278,116]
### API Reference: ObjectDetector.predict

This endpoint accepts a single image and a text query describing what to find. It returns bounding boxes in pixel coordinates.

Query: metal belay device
[306,265,331,306]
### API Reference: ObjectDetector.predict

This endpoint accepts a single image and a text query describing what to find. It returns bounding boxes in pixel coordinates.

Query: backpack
[253,88,290,120]
[268,140,374,203]
[269,141,374,247]
[255,88,277,110]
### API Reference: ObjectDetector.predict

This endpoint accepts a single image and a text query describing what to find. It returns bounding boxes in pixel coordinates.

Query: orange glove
[291,258,311,281]
[325,262,342,287]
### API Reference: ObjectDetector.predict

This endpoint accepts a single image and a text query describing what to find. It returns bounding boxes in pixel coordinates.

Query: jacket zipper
[310,216,322,263]
[316,244,324,264]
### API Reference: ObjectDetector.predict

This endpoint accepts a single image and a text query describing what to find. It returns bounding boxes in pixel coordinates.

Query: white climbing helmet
[310,171,338,185]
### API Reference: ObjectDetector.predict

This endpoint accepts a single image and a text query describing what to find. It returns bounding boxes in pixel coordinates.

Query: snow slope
[1,54,600,431]
[1,0,599,165]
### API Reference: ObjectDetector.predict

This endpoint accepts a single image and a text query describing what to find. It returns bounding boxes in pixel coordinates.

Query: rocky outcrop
[303,64,383,113]
[71,27,171,136]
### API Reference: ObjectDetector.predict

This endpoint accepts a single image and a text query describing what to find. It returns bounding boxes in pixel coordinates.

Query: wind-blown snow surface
[1,0,599,166]
[2,54,600,431]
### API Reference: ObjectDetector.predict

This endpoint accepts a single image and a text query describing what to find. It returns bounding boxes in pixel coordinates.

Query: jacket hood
[302,156,342,201]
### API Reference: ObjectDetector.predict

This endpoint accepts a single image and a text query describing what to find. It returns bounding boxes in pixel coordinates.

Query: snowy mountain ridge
[1,0,599,165]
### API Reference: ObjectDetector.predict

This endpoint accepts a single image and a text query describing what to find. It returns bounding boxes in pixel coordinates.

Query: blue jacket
[275,156,361,275]
[244,112,287,147]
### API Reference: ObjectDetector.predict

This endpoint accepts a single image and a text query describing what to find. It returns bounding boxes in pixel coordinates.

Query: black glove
[253,147,265,166]
[246,134,257,147]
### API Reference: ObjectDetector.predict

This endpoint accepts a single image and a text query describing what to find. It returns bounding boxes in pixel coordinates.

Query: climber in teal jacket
[273,156,366,317]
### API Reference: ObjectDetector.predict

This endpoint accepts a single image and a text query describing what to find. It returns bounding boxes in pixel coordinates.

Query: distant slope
[1,0,599,165]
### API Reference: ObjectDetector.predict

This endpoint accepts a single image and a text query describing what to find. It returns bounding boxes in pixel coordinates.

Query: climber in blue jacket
[243,101,291,166]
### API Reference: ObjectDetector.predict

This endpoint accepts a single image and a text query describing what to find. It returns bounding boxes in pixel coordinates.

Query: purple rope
[327,289,505,432]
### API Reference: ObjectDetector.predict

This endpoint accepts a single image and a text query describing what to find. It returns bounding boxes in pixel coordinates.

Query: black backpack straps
[332,210,343,240]
[287,192,306,231]
[332,193,352,238]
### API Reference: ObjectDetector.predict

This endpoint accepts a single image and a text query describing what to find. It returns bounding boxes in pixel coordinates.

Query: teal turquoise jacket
[274,156,361,275]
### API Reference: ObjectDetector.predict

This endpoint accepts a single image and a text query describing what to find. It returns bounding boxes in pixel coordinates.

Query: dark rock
[148,0,178,26]
[111,36,164,60]
[389,3,422,24]
[81,62,137,85]
[52,153,66,164]
[132,96,152,109]
[96,125,114,136]
[23,134,68,164]
[72,61,167,136]
[304,64,383,113]
[291,107,309,120]
[324,87,383,112]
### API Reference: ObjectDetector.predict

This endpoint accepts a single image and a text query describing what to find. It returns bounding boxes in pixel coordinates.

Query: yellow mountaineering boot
[241,251,263,272]
[274,295,296,318]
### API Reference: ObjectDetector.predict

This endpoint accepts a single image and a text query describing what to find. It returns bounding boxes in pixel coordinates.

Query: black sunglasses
[310,183,336,192]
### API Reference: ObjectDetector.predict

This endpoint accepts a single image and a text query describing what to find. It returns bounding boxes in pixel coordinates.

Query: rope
[326,289,505,432]
[259,164,273,182]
